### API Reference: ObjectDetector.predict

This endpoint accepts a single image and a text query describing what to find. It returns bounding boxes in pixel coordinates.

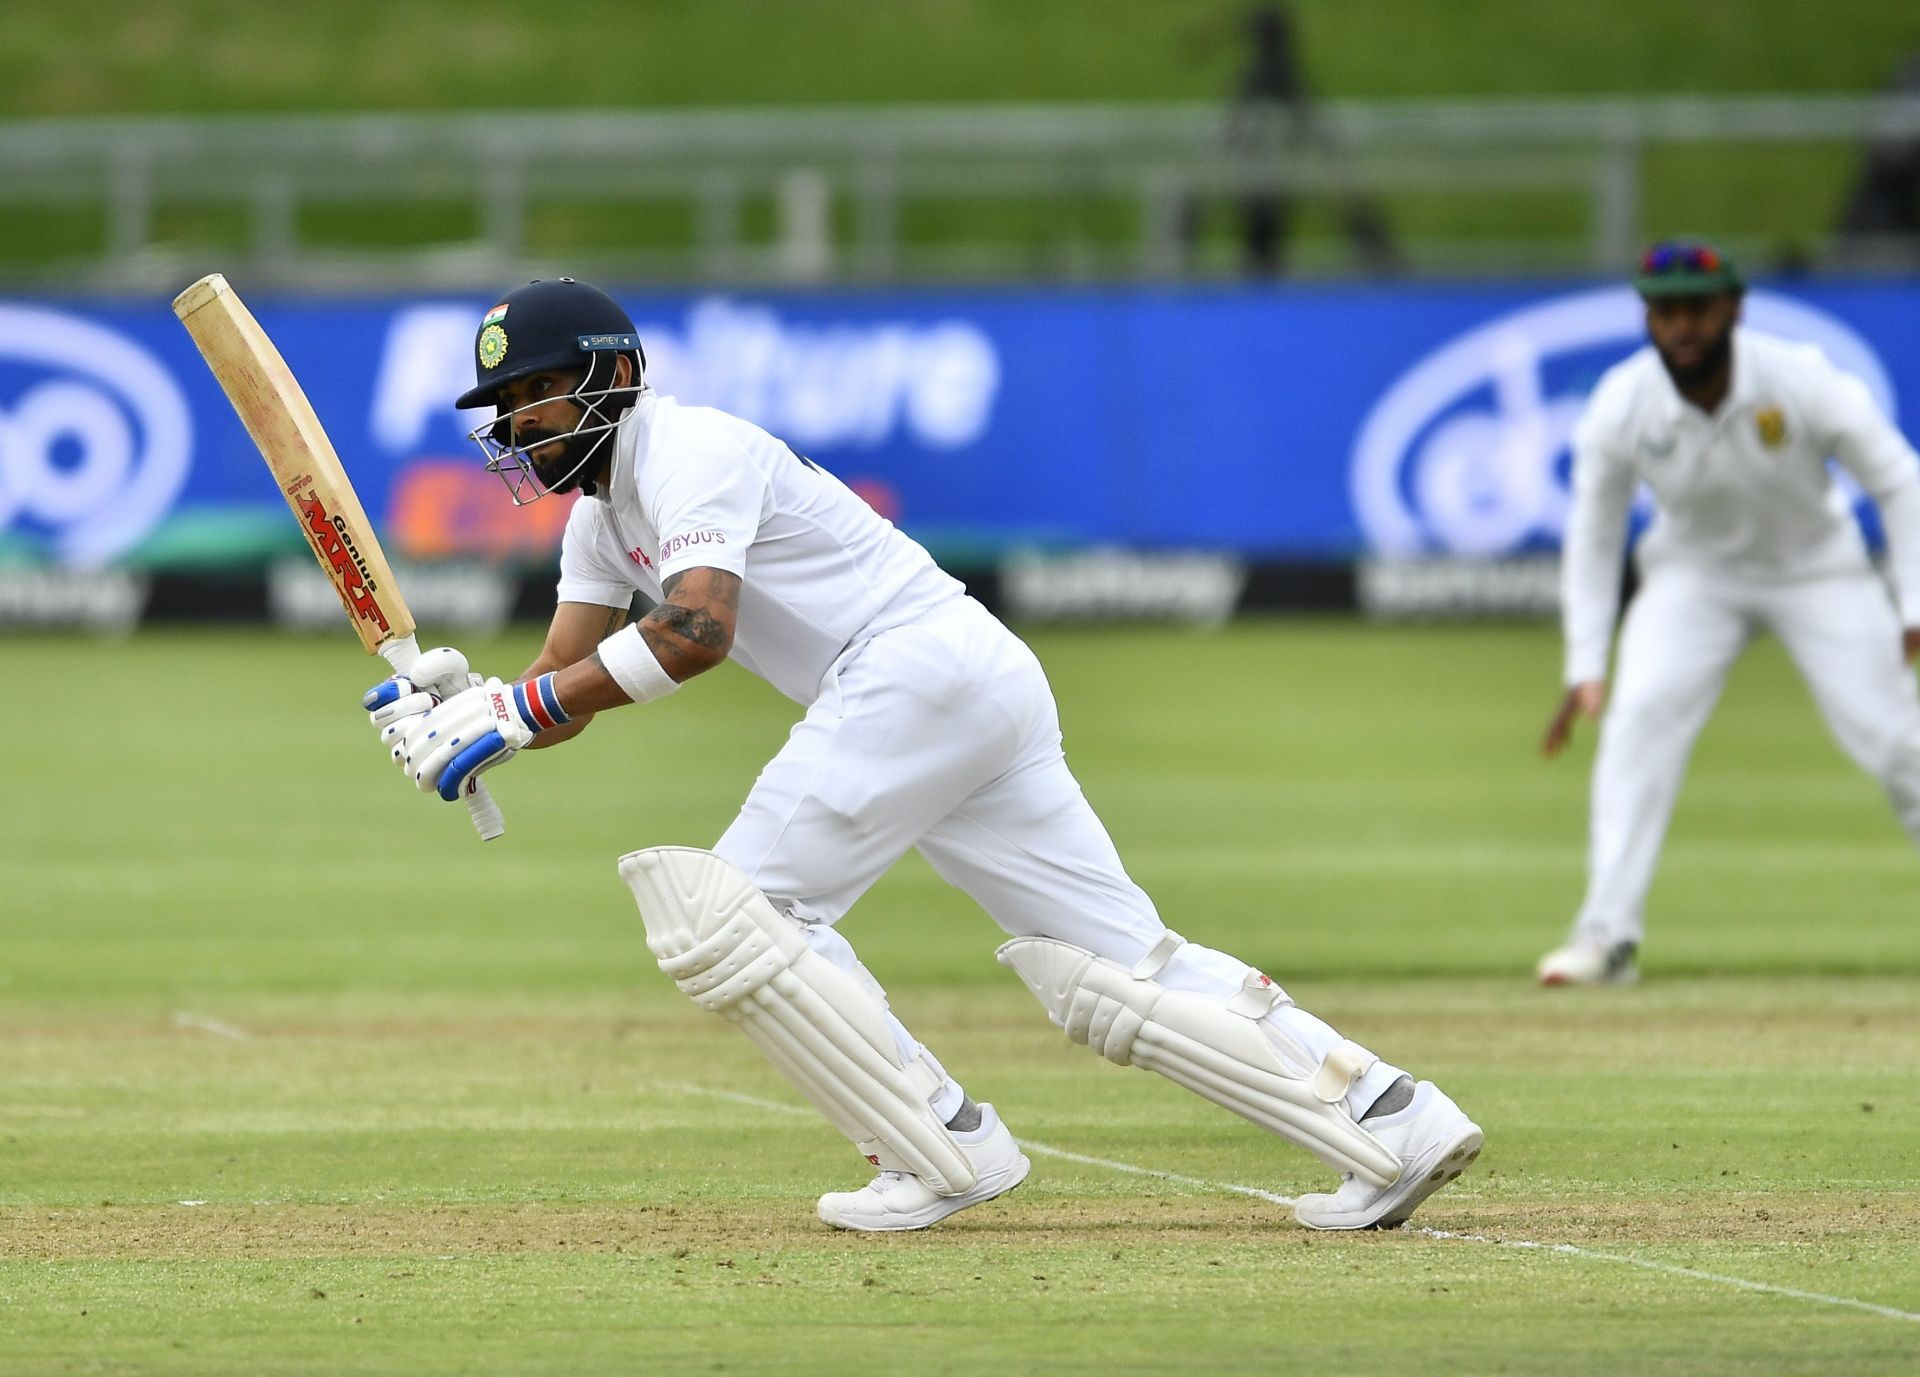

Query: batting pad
[998,935,1402,1187]
[620,847,977,1196]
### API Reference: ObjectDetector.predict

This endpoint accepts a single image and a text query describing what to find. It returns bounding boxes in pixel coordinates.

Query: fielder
[1540,239,1920,985]
[367,277,1482,1230]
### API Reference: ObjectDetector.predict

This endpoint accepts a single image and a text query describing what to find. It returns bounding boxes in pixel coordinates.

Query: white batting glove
[362,646,483,766]
[389,673,573,801]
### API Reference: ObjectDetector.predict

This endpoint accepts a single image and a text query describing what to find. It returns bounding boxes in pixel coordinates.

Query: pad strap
[1226,968,1288,1018]
[1310,1039,1379,1105]
[1131,930,1186,980]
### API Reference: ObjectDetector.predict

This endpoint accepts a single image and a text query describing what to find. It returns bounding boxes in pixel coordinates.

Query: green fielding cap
[1633,237,1745,297]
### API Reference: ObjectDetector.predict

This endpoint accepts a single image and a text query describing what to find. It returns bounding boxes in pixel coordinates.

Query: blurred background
[4,0,1920,632]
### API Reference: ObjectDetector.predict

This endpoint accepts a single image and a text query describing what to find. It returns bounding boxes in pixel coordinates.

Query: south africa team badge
[478,323,509,369]
[1755,406,1786,448]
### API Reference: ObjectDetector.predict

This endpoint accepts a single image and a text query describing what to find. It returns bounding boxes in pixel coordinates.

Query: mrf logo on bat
[292,484,392,635]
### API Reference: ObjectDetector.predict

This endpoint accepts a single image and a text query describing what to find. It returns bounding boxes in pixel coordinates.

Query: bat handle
[379,634,507,842]
[462,777,507,842]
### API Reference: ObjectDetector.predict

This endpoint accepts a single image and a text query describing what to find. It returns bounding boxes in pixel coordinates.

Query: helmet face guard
[466,349,644,505]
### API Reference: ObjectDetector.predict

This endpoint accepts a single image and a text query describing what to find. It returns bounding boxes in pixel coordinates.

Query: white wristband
[596,624,682,704]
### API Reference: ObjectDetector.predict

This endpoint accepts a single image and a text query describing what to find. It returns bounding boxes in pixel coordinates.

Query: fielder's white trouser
[1576,563,1920,945]
[714,596,1409,1125]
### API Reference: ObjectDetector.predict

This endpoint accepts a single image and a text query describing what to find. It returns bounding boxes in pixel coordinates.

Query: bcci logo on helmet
[0,305,193,567]
[1349,287,1894,558]
[476,323,508,370]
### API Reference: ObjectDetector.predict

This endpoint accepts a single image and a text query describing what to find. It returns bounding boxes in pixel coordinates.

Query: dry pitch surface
[5,624,1918,1374]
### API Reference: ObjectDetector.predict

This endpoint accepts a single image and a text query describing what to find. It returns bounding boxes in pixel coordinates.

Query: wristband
[511,672,571,732]
[597,624,682,704]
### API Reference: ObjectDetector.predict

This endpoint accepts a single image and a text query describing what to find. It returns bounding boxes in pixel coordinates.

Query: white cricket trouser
[714,596,1408,1123]
[1576,563,1920,944]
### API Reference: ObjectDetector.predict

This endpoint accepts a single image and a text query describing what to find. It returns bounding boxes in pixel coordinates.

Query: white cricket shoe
[1536,938,1638,986]
[816,1103,1031,1232]
[1292,1081,1482,1231]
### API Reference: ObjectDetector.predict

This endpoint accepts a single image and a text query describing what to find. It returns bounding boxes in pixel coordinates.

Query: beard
[1656,324,1734,390]
[518,426,606,496]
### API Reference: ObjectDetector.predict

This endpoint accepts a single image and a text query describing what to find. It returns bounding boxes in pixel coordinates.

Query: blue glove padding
[390,673,572,801]
[363,647,484,768]
[363,675,433,718]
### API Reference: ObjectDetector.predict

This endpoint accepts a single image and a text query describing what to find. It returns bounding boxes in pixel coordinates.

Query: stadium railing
[3,95,1919,288]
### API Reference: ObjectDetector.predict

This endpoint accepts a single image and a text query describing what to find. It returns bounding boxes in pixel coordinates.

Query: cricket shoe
[817,1103,1031,1232]
[1292,1081,1482,1231]
[1536,938,1638,986]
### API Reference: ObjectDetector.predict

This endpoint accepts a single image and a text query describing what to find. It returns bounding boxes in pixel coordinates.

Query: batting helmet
[454,277,645,410]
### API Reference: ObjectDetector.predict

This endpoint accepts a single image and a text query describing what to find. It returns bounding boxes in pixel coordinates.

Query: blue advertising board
[3,280,1916,572]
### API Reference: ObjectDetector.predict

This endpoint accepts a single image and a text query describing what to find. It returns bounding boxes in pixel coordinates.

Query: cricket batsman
[1540,238,1920,985]
[363,277,1483,1231]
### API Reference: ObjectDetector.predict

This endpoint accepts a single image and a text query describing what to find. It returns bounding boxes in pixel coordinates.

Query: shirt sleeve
[1561,383,1638,685]
[1804,353,1920,625]
[555,499,635,608]
[645,436,766,583]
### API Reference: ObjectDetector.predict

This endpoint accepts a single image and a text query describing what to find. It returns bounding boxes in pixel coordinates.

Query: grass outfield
[11,1,1920,115]
[5,620,1918,1373]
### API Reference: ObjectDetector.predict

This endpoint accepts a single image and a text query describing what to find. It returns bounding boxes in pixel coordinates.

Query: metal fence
[3,95,1918,289]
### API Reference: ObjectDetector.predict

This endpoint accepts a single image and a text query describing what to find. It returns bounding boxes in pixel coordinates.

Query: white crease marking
[656,1080,1920,1325]
[171,1012,250,1040]
[1013,1140,1296,1207]
[1410,1226,1920,1325]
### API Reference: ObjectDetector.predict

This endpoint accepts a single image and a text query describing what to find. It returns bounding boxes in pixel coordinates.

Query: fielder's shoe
[1293,1081,1482,1231]
[1536,938,1638,986]
[816,1103,1031,1232]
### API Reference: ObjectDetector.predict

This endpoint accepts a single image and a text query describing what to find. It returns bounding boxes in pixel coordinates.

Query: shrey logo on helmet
[0,304,194,567]
[1348,288,1895,559]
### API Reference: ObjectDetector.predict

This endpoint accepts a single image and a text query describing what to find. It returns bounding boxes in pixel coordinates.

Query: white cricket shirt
[1561,327,1920,684]
[556,392,965,704]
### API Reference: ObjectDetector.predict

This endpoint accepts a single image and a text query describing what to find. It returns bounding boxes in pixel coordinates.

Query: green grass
[8,1,1920,116]
[4,621,1918,1373]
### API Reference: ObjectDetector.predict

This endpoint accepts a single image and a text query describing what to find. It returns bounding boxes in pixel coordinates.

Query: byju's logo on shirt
[659,530,726,562]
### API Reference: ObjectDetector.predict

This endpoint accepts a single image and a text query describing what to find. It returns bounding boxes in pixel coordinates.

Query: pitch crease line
[658,1081,1920,1325]
[1409,1226,1920,1325]
[171,1012,250,1040]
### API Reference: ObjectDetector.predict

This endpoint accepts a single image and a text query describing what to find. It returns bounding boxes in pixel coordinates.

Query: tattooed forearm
[647,603,730,650]
[636,567,740,680]
[602,607,629,638]
[640,604,731,677]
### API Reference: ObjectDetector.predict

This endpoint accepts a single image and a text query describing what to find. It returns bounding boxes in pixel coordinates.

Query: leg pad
[998,934,1401,1187]
[623,847,976,1195]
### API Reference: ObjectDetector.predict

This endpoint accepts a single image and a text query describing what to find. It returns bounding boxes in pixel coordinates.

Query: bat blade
[172,272,505,840]
[173,272,410,653]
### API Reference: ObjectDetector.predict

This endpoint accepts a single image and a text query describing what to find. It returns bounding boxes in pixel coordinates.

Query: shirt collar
[1724,328,1757,410]
[595,392,655,502]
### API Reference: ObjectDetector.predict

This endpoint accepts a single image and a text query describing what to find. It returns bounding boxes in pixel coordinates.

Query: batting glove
[363,646,482,764]
[390,673,572,801]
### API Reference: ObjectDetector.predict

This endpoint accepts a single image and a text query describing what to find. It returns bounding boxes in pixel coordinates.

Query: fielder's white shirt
[556,392,965,703]
[1561,327,1920,683]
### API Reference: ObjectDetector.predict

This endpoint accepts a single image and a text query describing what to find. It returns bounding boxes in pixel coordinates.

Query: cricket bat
[172,272,506,841]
